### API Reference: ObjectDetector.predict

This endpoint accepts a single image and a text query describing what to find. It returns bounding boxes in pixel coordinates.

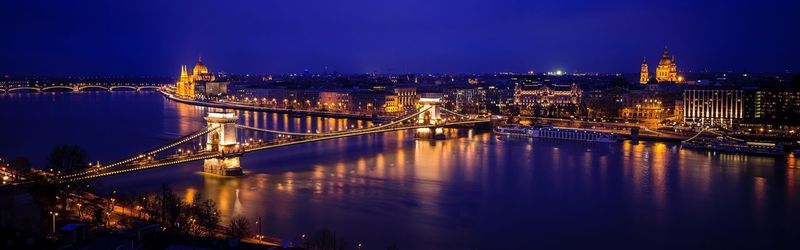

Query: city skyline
[3,1,800,248]
[1,0,799,76]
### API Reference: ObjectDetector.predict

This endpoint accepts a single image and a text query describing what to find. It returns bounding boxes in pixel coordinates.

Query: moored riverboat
[681,136,784,156]
[494,125,622,143]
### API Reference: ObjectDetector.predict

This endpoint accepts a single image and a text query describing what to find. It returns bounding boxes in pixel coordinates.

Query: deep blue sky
[1,0,798,76]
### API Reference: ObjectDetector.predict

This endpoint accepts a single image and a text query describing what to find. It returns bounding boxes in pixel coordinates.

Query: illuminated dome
[659,57,672,66]
[658,48,672,66]
[192,57,209,75]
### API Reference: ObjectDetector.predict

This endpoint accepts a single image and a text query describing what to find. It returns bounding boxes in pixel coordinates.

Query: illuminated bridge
[1,84,163,93]
[53,99,490,182]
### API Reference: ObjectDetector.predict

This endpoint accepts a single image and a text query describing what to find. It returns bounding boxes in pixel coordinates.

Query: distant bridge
[48,99,491,182]
[1,84,163,93]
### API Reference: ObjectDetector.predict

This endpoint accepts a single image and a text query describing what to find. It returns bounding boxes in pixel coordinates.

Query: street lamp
[76,203,82,218]
[49,211,59,234]
[256,216,262,242]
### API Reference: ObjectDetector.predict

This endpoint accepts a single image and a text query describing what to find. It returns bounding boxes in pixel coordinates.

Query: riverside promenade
[160,90,389,120]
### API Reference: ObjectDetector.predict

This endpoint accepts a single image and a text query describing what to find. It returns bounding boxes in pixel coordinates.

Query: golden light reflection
[175,102,204,135]
[650,143,668,209]
[677,146,712,195]
[787,163,797,205]
[356,157,367,173]
[395,148,406,180]
[200,174,242,221]
[270,113,278,129]
[282,114,289,131]
[184,187,197,204]
[326,118,335,132]
[753,176,767,223]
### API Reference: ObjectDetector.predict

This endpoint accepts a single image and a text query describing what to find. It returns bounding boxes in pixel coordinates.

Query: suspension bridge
[48,98,489,182]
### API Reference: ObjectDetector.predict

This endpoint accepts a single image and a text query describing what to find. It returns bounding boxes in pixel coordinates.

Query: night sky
[1,0,798,76]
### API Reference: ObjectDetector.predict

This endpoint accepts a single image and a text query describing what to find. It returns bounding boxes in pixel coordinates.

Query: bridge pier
[203,112,244,176]
[415,97,447,140]
[203,157,243,176]
[415,127,446,140]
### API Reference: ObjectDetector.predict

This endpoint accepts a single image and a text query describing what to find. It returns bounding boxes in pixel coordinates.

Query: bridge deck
[57,118,489,182]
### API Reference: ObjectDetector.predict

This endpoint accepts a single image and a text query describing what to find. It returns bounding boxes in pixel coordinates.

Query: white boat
[681,136,784,156]
[493,125,531,136]
[494,125,622,143]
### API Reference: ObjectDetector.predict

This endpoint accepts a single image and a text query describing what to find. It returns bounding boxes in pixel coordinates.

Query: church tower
[640,57,649,84]
[180,65,189,82]
[176,65,189,96]
[656,47,679,82]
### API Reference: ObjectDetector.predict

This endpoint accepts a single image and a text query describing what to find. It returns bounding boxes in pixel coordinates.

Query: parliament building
[176,57,227,99]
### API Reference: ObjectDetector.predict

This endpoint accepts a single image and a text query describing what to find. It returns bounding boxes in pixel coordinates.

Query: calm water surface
[1,92,799,249]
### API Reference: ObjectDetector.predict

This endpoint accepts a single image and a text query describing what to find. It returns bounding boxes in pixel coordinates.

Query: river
[1,92,799,249]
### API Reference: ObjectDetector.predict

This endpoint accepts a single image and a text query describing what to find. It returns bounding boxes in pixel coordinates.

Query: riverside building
[683,87,744,128]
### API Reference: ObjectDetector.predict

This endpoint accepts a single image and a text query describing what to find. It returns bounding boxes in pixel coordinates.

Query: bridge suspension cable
[236,125,320,136]
[438,107,473,119]
[241,118,487,154]
[144,125,219,156]
[237,106,431,137]
[64,152,223,182]
[61,125,219,179]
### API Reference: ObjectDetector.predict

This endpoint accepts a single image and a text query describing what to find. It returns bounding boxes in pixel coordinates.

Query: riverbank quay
[160,90,388,120]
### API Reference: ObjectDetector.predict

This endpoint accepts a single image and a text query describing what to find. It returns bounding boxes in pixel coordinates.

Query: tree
[93,208,106,228]
[310,228,347,250]
[185,192,221,237]
[9,157,32,178]
[47,144,88,174]
[43,145,94,220]
[156,184,182,228]
[227,215,250,239]
[198,198,220,237]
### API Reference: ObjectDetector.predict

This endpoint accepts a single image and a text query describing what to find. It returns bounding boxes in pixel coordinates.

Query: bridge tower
[203,112,244,176]
[415,97,446,140]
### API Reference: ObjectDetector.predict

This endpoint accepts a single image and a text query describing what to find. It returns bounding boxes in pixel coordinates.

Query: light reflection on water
[1,92,800,249]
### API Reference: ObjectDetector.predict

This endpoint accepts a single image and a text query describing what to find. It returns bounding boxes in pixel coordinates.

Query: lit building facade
[620,90,675,121]
[443,87,483,114]
[319,90,352,112]
[392,86,418,112]
[384,95,400,113]
[585,87,626,118]
[619,83,683,123]
[743,87,800,128]
[175,57,217,99]
[655,48,679,82]
[350,90,397,114]
[514,82,582,117]
[683,88,744,128]
[480,85,515,114]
